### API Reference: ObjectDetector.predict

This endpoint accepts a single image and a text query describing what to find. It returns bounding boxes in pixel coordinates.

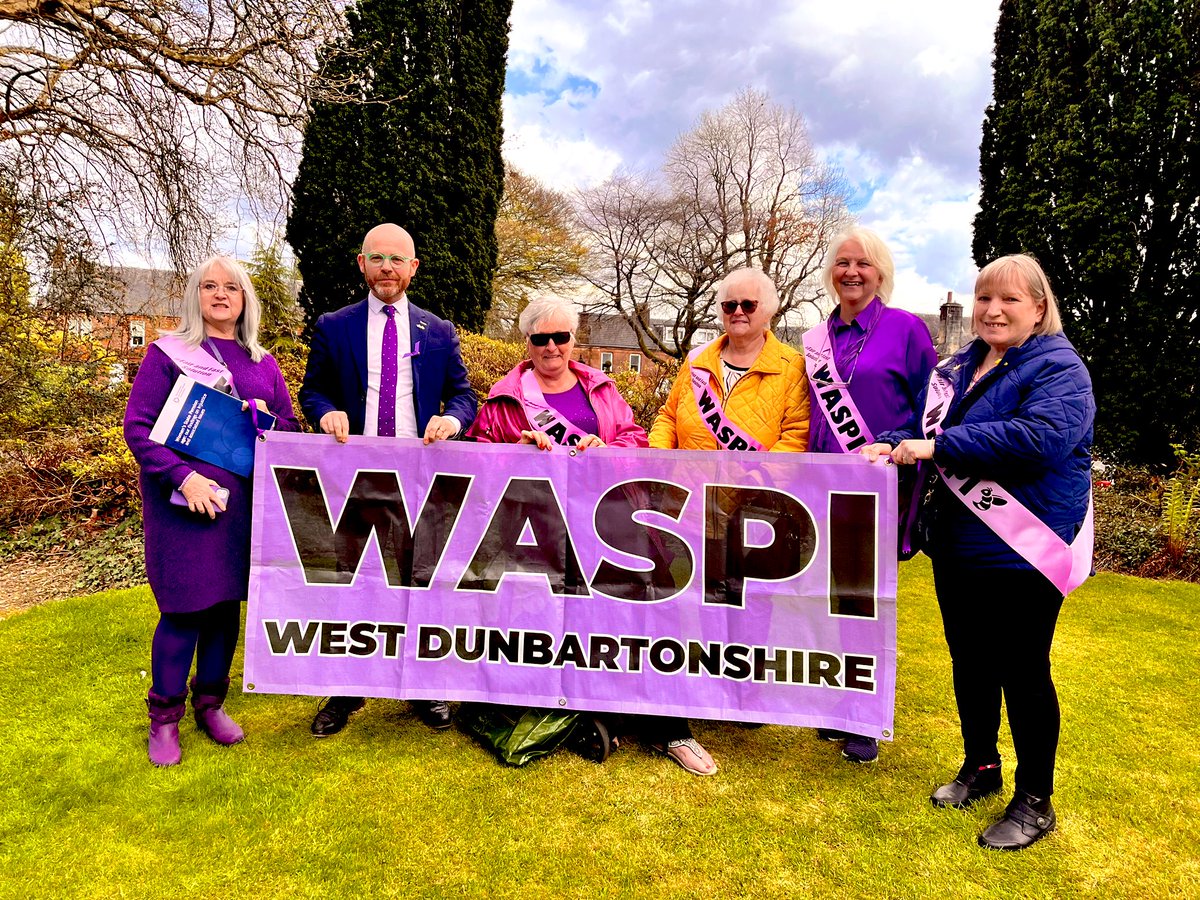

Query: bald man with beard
[298,222,477,737]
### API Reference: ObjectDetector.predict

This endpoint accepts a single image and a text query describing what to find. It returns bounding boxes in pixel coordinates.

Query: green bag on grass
[459,703,613,767]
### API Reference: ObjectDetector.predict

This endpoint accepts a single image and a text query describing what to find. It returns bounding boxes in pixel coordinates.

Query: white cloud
[859,155,983,314]
[502,94,623,190]
[503,0,1004,301]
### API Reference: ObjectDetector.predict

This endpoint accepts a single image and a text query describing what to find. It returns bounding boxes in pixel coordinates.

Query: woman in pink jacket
[465,295,646,764]
[467,295,647,450]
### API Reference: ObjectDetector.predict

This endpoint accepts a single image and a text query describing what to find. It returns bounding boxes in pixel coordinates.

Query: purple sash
[802,323,874,452]
[154,335,231,391]
[921,369,1093,595]
[519,368,591,449]
[688,342,766,452]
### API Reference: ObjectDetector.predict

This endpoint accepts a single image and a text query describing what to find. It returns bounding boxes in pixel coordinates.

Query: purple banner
[245,433,898,738]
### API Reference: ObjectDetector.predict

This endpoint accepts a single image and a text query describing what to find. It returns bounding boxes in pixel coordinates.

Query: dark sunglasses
[720,299,759,315]
[529,330,572,347]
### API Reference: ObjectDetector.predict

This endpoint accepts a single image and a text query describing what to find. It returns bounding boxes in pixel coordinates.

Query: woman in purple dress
[123,255,299,766]
[802,227,938,764]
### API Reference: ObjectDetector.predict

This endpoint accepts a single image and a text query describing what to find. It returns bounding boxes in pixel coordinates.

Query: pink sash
[519,368,591,449]
[687,342,766,452]
[801,323,874,452]
[154,335,231,391]
[922,369,1093,596]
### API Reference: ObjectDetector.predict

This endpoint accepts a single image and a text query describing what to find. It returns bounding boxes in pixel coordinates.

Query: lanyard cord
[203,338,267,436]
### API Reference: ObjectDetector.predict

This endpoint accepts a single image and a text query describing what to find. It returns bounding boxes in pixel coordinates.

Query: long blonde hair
[165,255,267,362]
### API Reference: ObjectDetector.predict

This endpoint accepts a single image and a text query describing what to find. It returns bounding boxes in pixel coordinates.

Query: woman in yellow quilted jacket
[644,266,810,775]
[651,268,810,453]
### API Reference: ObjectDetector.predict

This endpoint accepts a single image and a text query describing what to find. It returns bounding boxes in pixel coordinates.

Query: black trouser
[639,715,693,744]
[932,558,1064,797]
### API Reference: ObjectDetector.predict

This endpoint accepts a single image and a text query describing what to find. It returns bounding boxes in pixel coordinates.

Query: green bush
[1162,444,1200,562]
[0,424,139,528]
[1092,459,1200,581]
[459,331,526,403]
[610,361,677,434]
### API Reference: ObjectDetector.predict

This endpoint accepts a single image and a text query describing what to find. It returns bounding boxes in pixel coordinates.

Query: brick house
[573,312,720,377]
[71,267,184,382]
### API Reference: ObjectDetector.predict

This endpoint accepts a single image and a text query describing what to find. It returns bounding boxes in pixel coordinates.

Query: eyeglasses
[363,253,414,267]
[200,281,242,293]
[529,331,572,347]
[720,299,759,315]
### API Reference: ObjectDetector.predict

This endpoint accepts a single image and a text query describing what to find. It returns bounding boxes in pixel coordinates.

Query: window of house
[129,321,146,348]
[600,351,613,373]
[109,363,126,384]
[629,353,641,374]
[68,318,92,337]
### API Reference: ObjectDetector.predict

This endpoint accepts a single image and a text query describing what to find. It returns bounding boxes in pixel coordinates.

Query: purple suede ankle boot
[147,689,187,767]
[191,677,245,746]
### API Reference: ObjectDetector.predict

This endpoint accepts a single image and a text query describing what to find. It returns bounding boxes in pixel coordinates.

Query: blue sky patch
[507,60,599,108]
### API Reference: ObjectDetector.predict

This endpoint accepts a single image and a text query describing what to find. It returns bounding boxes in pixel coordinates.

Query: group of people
[124,221,1095,853]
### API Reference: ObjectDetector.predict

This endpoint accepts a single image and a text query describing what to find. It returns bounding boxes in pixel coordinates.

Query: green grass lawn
[1,556,1197,898]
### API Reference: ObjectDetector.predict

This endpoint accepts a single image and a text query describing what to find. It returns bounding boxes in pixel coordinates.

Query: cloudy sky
[501,0,1002,316]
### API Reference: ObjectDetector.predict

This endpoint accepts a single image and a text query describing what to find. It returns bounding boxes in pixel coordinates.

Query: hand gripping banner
[244,433,899,739]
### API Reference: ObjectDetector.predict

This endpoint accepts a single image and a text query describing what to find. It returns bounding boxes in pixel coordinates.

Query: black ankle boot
[978,791,1056,851]
[930,761,1002,809]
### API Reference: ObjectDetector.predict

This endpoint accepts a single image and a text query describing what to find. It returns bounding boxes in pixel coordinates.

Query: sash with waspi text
[921,368,1093,595]
[154,335,232,391]
[688,341,765,451]
[519,368,591,448]
[802,322,873,453]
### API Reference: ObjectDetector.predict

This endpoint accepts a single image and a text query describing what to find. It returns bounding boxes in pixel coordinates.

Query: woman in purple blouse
[123,255,299,766]
[803,227,937,763]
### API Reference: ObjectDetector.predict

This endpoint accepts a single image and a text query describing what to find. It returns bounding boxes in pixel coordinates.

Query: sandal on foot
[652,737,718,776]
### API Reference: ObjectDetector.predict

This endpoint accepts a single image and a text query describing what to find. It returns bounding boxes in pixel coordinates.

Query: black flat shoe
[978,791,1056,851]
[311,696,365,737]
[413,699,453,730]
[931,761,1002,808]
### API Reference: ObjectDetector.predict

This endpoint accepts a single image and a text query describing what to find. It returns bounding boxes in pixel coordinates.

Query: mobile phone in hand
[169,486,231,509]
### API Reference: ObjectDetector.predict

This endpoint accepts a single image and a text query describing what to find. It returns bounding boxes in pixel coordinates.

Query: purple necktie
[378,305,397,437]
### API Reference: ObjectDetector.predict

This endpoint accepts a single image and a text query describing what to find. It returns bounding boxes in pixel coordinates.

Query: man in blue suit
[299,222,478,737]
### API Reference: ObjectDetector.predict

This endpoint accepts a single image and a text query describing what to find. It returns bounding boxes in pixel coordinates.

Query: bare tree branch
[577,89,852,361]
[1,0,354,265]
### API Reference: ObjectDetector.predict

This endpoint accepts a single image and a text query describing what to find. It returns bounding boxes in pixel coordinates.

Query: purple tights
[151,600,241,696]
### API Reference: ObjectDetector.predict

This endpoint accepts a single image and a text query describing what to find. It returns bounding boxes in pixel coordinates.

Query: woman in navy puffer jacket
[864,254,1094,852]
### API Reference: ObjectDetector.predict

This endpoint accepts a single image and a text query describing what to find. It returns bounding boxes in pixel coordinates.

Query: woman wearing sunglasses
[466,295,647,450]
[650,267,809,454]
[646,266,810,775]
[464,294,646,765]
[802,227,938,764]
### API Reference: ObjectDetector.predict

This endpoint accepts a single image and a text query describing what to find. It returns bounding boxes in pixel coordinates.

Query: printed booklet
[149,375,274,477]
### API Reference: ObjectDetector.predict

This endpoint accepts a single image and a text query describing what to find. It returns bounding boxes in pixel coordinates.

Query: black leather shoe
[978,791,1056,851]
[311,696,365,737]
[413,699,452,730]
[931,761,1003,808]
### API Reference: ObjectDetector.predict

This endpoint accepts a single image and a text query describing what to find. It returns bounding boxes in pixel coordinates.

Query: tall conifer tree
[287,0,511,332]
[973,0,1200,461]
